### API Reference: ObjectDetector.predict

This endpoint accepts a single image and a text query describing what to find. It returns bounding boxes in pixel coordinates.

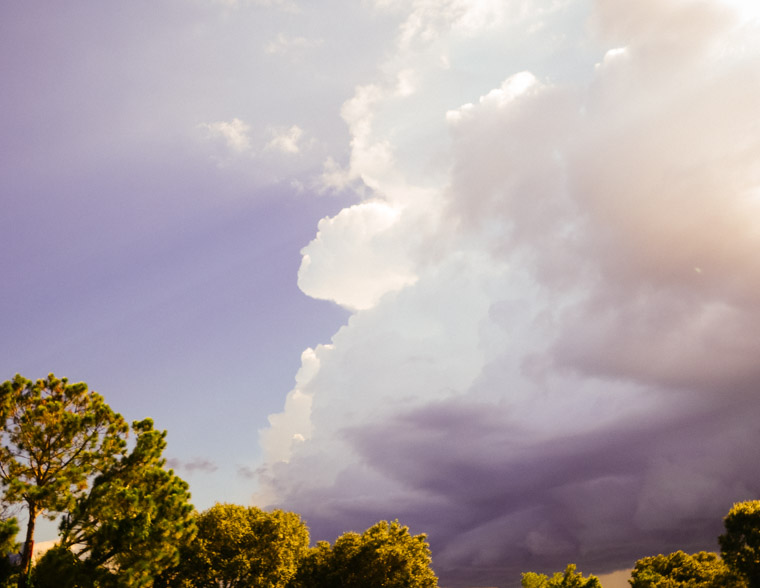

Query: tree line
[0,374,437,588]
[520,497,760,588]
[519,497,760,587]
[1,374,758,588]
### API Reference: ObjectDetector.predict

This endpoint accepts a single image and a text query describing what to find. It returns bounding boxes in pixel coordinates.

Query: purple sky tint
[1,0,367,507]
[4,1,760,587]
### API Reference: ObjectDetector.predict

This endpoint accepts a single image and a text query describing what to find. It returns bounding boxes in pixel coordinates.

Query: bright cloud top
[297,200,419,311]
[258,0,760,586]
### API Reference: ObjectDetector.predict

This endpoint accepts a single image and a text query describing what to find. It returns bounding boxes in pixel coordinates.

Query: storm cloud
[257,1,760,586]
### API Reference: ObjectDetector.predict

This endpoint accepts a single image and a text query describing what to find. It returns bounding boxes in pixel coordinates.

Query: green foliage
[0,517,18,557]
[521,571,549,588]
[288,541,333,588]
[32,545,90,588]
[720,500,760,588]
[291,520,439,588]
[521,564,601,588]
[0,374,128,587]
[162,503,310,588]
[34,419,195,588]
[629,550,744,588]
[0,516,19,586]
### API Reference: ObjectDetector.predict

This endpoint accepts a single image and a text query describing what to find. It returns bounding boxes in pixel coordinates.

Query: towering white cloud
[297,200,419,311]
[258,1,760,586]
[259,347,321,466]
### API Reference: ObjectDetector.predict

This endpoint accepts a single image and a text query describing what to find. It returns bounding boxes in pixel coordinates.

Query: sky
[2,1,760,587]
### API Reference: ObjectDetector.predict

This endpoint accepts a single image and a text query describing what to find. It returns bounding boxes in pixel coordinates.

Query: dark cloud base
[275,394,760,587]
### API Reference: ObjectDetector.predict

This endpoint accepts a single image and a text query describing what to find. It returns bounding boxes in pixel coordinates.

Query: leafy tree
[629,550,744,588]
[31,545,89,588]
[0,374,128,588]
[287,540,332,588]
[0,516,19,586]
[521,564,601,588]
[291,520,439,588]
[162,503,309,588]
[720,500,760,588]
[33,419,195,588]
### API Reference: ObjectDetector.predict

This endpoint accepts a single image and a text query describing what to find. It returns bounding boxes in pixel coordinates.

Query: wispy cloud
[210,0,300,12]
[167,457,219,474]
[264,33,323,56]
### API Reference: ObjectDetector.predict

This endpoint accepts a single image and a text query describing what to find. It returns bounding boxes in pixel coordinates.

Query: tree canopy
[0,374,129,588]
[720,500,760,588]
[160,503,309,588]
[0,515,19,585]
[521,564,601,588]
[33,419,195,588]
[291,520,438,588]
[629,550,744,588]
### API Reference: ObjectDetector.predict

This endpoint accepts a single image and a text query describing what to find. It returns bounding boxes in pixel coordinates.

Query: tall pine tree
[0,374,128,588]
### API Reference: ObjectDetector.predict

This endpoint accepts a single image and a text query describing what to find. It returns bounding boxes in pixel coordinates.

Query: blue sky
[3,1,760,587]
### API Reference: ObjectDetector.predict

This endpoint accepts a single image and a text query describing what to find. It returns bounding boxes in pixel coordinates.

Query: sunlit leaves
[291,520,438,588]
[163,503,309,588]
[720,500,760,588]
[629,550,744,588]
[0,374,129,586]
[37,419,196,587]
[521,564,601,588]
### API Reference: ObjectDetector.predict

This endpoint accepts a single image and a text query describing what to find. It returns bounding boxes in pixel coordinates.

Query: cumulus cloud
[374,0,517,46]
[296,200,419,310]
[260,347,321,465]
[200,118,252,154]
[266,124,307,154]
[257,1,760,586]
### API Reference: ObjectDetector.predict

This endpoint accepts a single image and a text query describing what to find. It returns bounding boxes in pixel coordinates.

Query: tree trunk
[18,503,36,588]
